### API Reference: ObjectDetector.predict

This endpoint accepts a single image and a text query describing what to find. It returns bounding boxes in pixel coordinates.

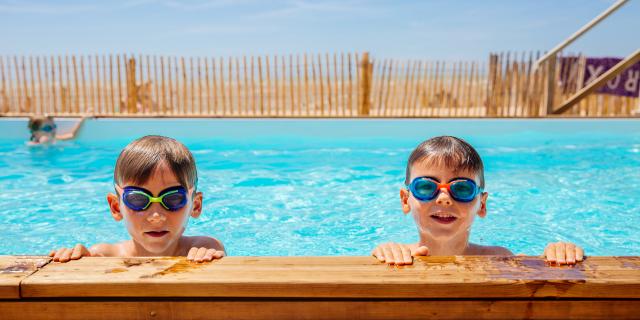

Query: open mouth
[430,214,457,224]
[145,231,169,237]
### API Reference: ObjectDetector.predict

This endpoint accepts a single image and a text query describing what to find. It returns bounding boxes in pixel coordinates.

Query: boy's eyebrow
[448,176,475,183]
[413,176,475,183]
[410,176,441,183]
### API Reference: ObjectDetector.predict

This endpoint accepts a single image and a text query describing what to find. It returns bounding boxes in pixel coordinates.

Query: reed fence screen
[1,52,637,117]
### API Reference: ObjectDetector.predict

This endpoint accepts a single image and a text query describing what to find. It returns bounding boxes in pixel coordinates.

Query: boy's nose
[146,209,167,223]
[435,188,453,206]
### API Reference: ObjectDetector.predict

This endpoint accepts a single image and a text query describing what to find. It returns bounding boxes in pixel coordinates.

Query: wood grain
[19,256,640,299]
[0,256,50,299]
[1,299,639,320]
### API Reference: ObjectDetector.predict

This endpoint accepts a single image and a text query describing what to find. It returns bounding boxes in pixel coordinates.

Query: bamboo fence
[0,52,637,117]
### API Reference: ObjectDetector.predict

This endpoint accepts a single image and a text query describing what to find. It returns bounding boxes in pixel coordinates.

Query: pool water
[1,119,639,256]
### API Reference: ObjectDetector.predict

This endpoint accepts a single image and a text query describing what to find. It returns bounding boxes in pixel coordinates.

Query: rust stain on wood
[0,258,48,274]
[0,263,33,274]
[418,256,458,264]
[121,258,157,268]
[140,259,207,279]
[414,256,478,272]
[122,259,145,267]
[105,268,128,274]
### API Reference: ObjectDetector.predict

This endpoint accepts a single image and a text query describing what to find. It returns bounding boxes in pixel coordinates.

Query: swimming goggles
[121,186,188,211]
[39,124,56,132]
[407,177,482,203]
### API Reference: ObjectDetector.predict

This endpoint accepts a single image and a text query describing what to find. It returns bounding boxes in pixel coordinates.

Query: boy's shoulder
[468,243,513,255]
[182,235,225,251]
[89,242,124,257]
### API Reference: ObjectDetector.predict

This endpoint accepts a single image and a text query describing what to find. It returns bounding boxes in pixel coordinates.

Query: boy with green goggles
[50,135,225,263]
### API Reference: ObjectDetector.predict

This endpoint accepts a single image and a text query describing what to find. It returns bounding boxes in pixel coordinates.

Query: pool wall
[2,118,640,139]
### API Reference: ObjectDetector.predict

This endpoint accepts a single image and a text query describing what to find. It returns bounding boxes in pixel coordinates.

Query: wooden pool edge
[2,299,640,320]
[1,255,639,319]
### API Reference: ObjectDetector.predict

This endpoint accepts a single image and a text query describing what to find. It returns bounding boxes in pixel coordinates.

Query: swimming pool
[1,118,639,256]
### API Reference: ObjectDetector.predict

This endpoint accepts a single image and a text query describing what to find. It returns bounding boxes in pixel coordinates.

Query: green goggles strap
[131,189,179,210]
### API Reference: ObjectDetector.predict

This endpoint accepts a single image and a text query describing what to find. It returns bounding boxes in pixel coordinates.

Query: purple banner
[583,57,640,97]
[559,57,640,97]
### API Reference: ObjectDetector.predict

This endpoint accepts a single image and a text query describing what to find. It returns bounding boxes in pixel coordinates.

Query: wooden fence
[487,51,639,117]
[0,52,637,117]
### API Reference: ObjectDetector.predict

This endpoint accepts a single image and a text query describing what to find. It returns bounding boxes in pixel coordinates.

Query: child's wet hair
[114,135,198,189]
[27,116,53,132]
[405,136,485,188]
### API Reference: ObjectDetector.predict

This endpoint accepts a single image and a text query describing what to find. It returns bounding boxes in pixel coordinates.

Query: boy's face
[31,119,55,141]
[107,162,203,255]
[400,160,488,241]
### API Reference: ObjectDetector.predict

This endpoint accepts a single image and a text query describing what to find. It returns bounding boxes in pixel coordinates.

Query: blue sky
[1,0,637,60]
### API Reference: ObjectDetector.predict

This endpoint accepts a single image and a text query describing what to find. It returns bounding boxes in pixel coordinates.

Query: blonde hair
[114,135,198,189]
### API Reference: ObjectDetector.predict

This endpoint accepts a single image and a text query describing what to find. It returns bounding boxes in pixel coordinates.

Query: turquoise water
[1,119,639,256]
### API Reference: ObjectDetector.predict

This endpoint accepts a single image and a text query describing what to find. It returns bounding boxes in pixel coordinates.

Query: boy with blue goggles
[372,136,584,266]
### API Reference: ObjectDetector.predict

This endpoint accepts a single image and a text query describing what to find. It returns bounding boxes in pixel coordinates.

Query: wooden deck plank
[1,300,639,320]
[21,256,640,299]
[0,256,50,299]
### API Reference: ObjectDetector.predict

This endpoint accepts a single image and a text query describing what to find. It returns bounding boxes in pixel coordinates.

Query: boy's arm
[185,236,226,262]
[56,117,87,140]
[371,242,429,265]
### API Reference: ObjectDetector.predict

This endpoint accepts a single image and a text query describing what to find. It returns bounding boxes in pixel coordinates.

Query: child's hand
[49,244,91,262]
[371,242,429,265]
[187,247,225,262]
[543,242,584,266]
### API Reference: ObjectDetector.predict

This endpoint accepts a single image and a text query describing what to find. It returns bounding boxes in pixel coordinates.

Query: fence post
[486,54,498,116]
[127,58,138,113]
[358,52,372,116]
[544,53,557,115]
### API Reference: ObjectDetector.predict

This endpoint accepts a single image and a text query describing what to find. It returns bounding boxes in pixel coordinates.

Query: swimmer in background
[27,116,87,145]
